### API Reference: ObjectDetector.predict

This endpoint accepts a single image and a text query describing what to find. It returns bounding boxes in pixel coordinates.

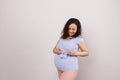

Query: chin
[69,35,74,38]
[69,34,74,37]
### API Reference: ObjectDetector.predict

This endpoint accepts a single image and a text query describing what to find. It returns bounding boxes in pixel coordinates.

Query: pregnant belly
[54,54,78,65]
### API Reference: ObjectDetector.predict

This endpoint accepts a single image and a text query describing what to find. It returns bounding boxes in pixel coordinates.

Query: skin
[53,23,89,80]
[58,70,78,80]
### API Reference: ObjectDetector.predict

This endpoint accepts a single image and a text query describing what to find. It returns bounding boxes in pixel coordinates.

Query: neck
[67,36,73,39]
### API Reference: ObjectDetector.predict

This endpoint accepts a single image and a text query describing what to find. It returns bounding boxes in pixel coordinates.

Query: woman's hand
[67,50,76,56]
[53,48,63,54]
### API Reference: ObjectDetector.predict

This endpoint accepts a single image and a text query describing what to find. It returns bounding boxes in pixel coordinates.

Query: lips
[69,32,75,36]
[69,32,74,35]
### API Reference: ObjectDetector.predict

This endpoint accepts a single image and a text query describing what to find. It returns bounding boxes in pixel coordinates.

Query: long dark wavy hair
[61,18,82,39]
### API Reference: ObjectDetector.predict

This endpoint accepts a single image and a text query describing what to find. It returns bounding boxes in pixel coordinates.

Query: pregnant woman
[53,18,89,80]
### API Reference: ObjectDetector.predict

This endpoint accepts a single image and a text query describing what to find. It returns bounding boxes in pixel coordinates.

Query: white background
[0,0,120,80]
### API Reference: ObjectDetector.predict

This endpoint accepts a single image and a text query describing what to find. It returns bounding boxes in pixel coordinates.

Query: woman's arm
[75,41,89,57]
[67,41,89,57]
[53,39,62,54]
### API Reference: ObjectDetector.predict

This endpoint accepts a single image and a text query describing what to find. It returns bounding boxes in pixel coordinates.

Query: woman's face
[68,23,77,37]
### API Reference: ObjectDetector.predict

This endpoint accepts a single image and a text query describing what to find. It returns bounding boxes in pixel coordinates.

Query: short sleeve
[76,36,84,45]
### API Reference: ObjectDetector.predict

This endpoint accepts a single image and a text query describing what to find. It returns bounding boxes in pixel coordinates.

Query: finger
[58,48,62,51]
[67,51,71,54]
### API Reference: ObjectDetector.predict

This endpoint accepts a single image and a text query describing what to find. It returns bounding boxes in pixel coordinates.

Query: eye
[69,27,72,30]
